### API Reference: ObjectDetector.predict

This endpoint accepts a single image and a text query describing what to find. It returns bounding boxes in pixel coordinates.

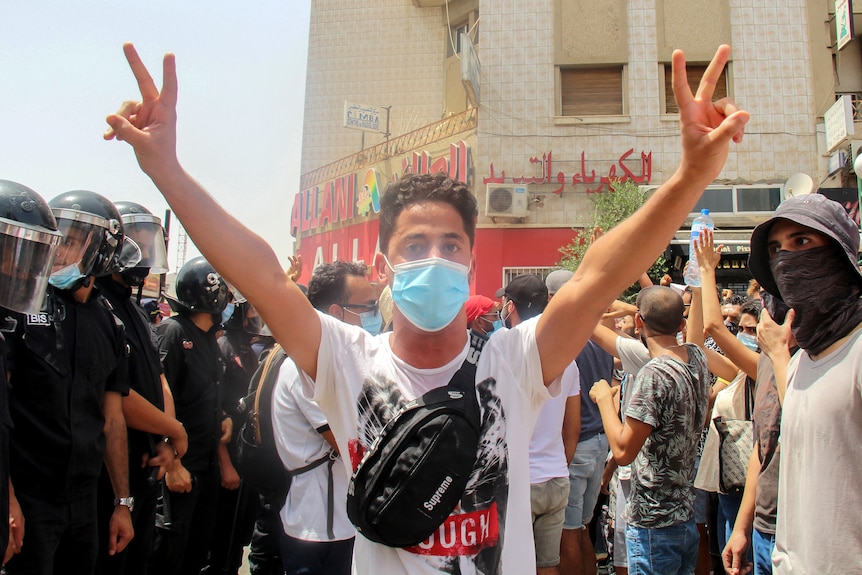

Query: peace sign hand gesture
[104,43,180,179]
[673,45,749,186]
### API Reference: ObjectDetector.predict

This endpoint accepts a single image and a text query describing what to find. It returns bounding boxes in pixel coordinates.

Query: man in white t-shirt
[272,261,381,574]
[498,274,581,575]
[107,42,748,574]
[746,194,862,575]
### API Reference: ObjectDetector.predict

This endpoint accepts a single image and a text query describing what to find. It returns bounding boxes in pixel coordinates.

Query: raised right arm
[105,44,320,377]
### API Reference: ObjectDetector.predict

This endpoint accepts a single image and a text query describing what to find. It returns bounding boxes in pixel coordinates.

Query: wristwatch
[114,496,135,512]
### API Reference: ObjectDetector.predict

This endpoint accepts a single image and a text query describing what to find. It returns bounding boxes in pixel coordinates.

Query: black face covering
[120,267,150,288]
[769,245,862,355]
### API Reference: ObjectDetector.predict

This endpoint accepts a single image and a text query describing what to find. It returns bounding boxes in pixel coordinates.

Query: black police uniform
[3,286,129,575]
[94,277,166,575]
[0,333,11,559]
[149,313,224,575]
[202,328,261,575]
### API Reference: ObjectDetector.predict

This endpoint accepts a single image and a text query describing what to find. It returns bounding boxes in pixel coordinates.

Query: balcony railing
[300,107,478,190]
[838,92,862,121]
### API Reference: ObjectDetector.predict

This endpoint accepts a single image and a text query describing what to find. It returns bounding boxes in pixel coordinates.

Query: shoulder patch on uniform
[25,313,51,327]
[182,339,194,350]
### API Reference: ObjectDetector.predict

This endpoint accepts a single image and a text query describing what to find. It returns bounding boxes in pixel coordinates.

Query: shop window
[560,67,625,116]
[664,64,728,114]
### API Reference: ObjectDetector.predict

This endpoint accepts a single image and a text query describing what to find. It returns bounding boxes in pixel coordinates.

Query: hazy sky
[0,1,310,272]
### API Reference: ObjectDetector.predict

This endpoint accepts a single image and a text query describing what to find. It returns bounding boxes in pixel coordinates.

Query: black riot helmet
[171,257,229,315]
[0,180,63,312]
[114,201,169,274]
[49,190,138,280]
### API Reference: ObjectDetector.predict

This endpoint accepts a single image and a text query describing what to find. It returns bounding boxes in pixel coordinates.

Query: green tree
[557,179,668,301]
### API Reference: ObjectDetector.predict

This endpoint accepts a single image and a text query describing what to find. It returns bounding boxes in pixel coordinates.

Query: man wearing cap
[465,295,502,337]
[548,270,616,575]
[142,299,164,326]
[498,275,580,575]
[746,193,862,575]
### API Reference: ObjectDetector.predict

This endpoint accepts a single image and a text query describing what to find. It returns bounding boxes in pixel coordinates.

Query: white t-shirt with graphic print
[301,312,554,575]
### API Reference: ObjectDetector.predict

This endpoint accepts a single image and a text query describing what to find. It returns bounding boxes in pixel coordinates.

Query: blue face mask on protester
[490,319,504,333]
[737,331,758,351]
[359,309,383,335]
[48,263,86,291]
[221,302,236,325]
[386,256,470,332]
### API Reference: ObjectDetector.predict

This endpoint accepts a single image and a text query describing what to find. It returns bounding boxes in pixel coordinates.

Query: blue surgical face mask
[490,319,504,333]
[386,256,470,332]
[737,331,758,351]
[49,263,86,291]
[221,302,236,325]
[359,310,383,335]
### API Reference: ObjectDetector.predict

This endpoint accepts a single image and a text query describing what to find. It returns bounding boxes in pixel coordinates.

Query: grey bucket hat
[748,193,862,298]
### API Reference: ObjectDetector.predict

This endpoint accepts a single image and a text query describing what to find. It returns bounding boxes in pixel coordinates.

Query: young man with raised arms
[104,43,747,574]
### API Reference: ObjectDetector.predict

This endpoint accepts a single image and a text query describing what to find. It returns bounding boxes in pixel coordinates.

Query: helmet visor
[114,237,143,272]
[0,218,62,313]
[53,217,102,277]
[121,215,168,274]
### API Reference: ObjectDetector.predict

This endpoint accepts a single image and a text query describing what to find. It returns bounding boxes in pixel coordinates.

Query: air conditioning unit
[485,184,529,218]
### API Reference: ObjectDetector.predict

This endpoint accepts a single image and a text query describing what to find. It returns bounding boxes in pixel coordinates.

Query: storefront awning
[670,229,753,255]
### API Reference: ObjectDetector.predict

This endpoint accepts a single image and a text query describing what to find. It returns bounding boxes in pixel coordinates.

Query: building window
[560,67,624,116]
[664,64,728,114]
[447,21,469,58]
[501,267,554,289]
[691,185,781,215]
[736,187,782,212]
[837,92,862,121]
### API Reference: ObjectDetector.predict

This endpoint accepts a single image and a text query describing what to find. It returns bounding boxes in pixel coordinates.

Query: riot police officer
[149,257,230,575]
[4,189,133,575]
[94,201,187,575]
[0,180,63,566]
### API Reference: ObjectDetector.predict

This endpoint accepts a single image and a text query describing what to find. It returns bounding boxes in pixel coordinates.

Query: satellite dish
[854,151,862,176]
[783,173,814,200]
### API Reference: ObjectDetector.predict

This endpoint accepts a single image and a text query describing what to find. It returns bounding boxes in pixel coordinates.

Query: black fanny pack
[346,331,487,547]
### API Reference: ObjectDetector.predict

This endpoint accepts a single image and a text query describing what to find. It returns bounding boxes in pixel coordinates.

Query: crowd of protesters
[0,41,858,575]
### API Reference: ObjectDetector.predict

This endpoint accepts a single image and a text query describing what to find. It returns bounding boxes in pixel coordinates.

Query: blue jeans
[717,492,747,557]
[563,433,609,529]
[752,529,776,575]
[626,519,699,575]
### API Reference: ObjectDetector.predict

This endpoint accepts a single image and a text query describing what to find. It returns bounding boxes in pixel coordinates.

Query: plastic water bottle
[684,209,715,287]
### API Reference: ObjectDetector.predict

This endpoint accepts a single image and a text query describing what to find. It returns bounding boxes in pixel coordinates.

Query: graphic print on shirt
[350,375,508,575]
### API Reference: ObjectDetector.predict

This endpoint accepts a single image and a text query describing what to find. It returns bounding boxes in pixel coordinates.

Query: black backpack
[235,344,335,510]
[346,331,487,547]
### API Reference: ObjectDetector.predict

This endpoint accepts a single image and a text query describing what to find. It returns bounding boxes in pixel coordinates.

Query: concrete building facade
[292,0,859,296]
